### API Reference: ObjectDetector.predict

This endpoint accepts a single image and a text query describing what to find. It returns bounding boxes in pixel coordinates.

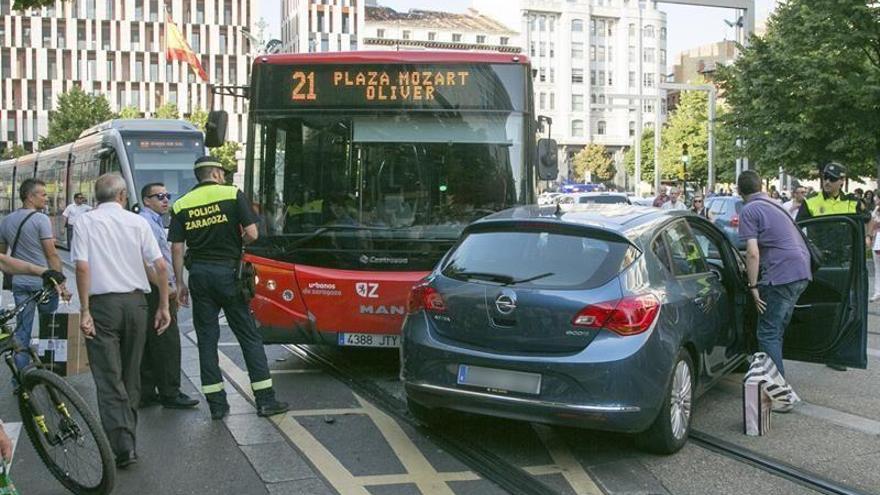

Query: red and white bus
[209,51,556,348]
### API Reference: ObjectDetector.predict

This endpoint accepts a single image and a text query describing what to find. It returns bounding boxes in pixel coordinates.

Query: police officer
[797,162,863,371]
[169,156,289,420]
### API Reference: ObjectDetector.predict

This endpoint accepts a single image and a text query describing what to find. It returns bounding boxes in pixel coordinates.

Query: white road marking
[532,424,604,495]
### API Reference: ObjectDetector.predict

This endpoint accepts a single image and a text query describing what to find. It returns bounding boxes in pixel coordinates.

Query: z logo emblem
[355,282,379,299]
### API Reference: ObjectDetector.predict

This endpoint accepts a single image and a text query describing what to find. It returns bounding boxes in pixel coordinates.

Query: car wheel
[407,398,446,427]
[637,349,694,454]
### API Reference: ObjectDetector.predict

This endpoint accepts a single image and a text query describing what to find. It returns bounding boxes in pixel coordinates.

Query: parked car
[401,205,867,454]
[705,196,745,249]
[537,192,563,206]
[630,196,657,207]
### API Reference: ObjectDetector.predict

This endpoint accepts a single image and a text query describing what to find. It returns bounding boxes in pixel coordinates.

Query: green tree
[623,129,659,183]
[155,103,180,120]
[1,144,28,159]
[39,86,114,149]
[572,144,616,182]
[12,0,58,9]
[117,106,141,119]
[716,0,880,180]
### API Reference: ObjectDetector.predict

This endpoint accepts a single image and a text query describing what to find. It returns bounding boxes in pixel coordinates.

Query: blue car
[705,196,745,249]
[401,205,867,453]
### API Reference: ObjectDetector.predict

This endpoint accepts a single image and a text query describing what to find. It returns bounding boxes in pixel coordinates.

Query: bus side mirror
[205,110,228,148]
[536,139,558,181]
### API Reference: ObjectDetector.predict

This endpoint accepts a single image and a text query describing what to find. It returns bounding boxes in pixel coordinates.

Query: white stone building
[361,7,519,53]
[281,0,365,53]
[0,0,255,154]
[477,0,668,185]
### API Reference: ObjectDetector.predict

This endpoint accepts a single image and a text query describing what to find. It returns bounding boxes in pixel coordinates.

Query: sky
[259,0,780,72]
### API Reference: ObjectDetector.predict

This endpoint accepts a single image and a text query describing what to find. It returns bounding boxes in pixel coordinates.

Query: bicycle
[0,286,115,494]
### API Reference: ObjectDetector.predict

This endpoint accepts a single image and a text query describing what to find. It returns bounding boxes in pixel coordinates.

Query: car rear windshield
[442,228,637,289]
[579,195,627,204]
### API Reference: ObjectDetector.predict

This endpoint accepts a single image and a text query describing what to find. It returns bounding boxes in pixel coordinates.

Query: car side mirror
[536,138,558,181]
[205,110,228,148]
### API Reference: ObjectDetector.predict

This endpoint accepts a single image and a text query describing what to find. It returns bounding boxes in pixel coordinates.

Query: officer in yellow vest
[796,162,862,220]
[796,162,863,371]
[169,156,289,419]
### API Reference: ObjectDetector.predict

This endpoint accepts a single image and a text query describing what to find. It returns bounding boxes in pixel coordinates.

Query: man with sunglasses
[138,183,198,409]
[797,162,864,371]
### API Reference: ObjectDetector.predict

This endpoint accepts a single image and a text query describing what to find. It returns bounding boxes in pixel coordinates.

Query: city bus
[0,119,205,249]
[208,51,557,348]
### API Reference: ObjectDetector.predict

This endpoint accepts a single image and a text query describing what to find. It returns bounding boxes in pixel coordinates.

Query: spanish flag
[165,12,208,82]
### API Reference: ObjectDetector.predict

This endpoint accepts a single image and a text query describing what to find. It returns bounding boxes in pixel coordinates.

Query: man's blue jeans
[757,279,809,377]
[12,286,59,370]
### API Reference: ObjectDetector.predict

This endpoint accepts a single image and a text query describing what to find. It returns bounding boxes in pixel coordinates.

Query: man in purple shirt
[738,171,811,390]
[138,183,198,410]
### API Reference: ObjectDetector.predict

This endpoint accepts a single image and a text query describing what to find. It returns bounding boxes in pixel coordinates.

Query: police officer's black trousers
[188,262,275,409]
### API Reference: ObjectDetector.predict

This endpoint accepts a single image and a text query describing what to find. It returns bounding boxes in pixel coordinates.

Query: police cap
[194,155,224,171]
[822,162,846,180]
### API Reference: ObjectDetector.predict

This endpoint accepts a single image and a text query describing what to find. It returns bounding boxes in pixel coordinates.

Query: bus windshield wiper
[289,224,391,249]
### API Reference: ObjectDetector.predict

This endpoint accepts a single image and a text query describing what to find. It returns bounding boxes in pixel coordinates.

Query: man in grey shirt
[0,178,67,370]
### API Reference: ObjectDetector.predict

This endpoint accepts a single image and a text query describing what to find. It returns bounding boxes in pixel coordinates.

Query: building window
[150,60,158,81]
[644,25,654,38]
[539,15,546,31]
[539,67,546,82]
[628,23,635,37]
[106,0,114,17]
[191,32,200,52]
[166,62,174,82]
[571,68,584,84]
[549,42,555,57]
[660,49,666,64]
[219,32,226,52]
[549,68,555,83]
[476,35,485,44]
[589,44,595,61]
[539,92,545,109]
[590,70,596,85]
[402,30,410,40]
[539,41,546,57]
[628,45,635,62]
[428,32,436,41]
[644,48,655,63]
[590,19,596,36]
[629,71,636,88]
[529,42,535,56]
[196,0,205,23]
[643,72,655,87]
[660,27,667,39]
[132,25,140,50]
[597,20,606,37]
[549,92,555,110]
[549,16,555,32]
[629,121,636,137]
[572,42,583,59]
[42,82,52,109]
[376,29,384,38]
[571,120,584,137]
[452,33,461,42]
[135,2,143,20]
[106,58,114,78]
[571,94,584,111]
[608,71,613,85]
[597,121,606,135]
[500,36,508,45]
[571,19,583,32]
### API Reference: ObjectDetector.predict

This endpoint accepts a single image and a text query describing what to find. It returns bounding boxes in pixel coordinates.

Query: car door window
[691,226,722,262]
[708,200,727,218]
[664,221,708,276]
[652,236,673,274]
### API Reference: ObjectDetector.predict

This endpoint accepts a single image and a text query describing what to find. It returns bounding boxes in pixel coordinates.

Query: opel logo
[495,294,517,315]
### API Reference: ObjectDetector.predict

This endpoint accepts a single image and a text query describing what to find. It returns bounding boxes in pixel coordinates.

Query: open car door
[782,215,868,368]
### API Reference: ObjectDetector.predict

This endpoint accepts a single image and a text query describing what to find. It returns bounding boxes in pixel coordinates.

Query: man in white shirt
[782,186,806,220]
[662,187,688,211]
[62,193,92,246]
[72,173,171,469]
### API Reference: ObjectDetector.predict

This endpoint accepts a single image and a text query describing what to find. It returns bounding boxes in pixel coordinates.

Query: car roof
[566,192,627,196]
[473,204,687,235]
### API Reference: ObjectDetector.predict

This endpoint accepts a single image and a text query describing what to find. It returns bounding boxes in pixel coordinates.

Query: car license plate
[337,333,400,348]
[457,365,542,395]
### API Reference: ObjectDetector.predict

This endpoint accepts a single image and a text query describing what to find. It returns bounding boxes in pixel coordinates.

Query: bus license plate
[337,333,400,348]
[457,365,542,395]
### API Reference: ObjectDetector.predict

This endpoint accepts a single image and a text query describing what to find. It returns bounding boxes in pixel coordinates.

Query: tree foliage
[155,103,180,120]
[715,0,880,180]
[39,86,114,149]
[117,106,141,119]
[572,144,615,182]
[623,128,658,184]
[12,0,58,9]
[1,144,28,160]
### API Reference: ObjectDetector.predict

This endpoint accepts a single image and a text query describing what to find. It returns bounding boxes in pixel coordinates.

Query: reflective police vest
[805,193,858,216]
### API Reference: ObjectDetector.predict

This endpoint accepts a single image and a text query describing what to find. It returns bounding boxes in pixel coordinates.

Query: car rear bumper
[401,313,676,433]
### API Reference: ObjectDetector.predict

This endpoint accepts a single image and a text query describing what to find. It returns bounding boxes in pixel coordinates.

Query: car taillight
[730,215,739,228]
[407,283,447,314]
[572,294,660,336]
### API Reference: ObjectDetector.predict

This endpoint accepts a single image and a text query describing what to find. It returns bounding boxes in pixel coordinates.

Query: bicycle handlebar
[0,286,57,327]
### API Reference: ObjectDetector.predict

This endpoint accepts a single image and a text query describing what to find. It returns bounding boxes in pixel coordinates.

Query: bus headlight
[266,280,277,291]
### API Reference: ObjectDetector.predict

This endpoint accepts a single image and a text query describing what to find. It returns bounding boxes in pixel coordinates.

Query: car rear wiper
[289,224,391,249]
[453,271,555,285]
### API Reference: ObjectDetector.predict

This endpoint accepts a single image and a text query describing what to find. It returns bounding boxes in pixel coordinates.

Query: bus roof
[79,119,201,139]
[255,51,529,67]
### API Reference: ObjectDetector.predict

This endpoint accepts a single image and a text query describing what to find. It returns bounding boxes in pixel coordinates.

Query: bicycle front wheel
[18,368,115,495]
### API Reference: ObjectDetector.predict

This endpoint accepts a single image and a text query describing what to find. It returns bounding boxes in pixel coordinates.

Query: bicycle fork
[7,352,81,446]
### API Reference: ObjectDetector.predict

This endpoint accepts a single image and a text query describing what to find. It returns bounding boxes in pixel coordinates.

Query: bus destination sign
[257,63,524,111]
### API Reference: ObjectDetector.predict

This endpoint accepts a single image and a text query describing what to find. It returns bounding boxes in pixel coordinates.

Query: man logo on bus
[356,282,379,299]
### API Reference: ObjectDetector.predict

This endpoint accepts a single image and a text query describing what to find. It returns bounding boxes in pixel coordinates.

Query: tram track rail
[282,344,873,495]
[282,344,559,495]
[690,430,872,495]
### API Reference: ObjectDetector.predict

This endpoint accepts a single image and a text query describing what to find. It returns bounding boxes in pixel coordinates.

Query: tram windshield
[122,133,204,199]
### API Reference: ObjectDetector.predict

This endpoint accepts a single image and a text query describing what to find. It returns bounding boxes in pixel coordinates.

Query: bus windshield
[250,111,527,269]
[122,133,203,199]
